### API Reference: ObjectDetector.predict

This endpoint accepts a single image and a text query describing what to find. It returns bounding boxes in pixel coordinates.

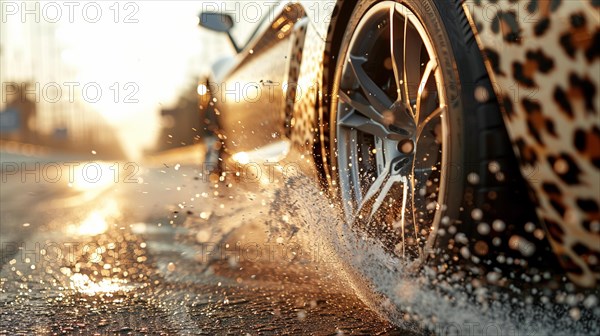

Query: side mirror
[199,12,234,33]
[198,12,240,53]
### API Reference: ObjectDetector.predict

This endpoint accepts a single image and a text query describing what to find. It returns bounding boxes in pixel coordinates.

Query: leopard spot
[501,94,515,119]
[526,0,537,14]
[551,0,563,11]
[545,119,557,137]
[542,182,561,194]
[577,198,599,213]
[545,218,565,244]
[483,48,505,76]
[553,87,574,119]
[570,13,586,28]
[574,129,587,152]
[513,62,535,87]
[572,243,600,272]
[529,0,563,15]
[583,220,600,233]
[475,19,484,34]
[574,126,600,168]
[568,73,597,114]
[560,12,596,60]
[515,138,537,166]
[534,18,550,36]
[587,29,600,62]
[513,50,555,87]
[491,10,522,44]
[560,32,577,58]
[528,50,555,73]
[542,182,567,217]
[523,99,544,143]
[550,198,567,218]
[559,253,585,275]
[552,74,596,119]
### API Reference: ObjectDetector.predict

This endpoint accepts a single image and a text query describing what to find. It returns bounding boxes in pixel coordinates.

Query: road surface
[0,148,414,335]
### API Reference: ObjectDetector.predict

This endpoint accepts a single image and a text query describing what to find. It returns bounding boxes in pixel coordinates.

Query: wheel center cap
[398,139,415,154]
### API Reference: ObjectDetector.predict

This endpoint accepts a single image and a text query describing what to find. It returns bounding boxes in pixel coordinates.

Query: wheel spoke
[349,130,363,205]
[339,112,393,140]
[395,175,409,257]
[416,105,445,140]
[355,159,405,222]
[415,59,438,122]
[390,6,403,102]
[355,172,413,259]
[417,90,439,127]
[348,55,394,113]
[390,6,423,112]
[400,12,422,112]
[354,155,412,223]
[361,163,390,206]
[339,90,384,124]
[367,174,406,220]
[408,162,421,258]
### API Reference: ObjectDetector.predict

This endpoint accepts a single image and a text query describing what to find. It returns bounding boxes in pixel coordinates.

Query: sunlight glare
[70,273,133,296]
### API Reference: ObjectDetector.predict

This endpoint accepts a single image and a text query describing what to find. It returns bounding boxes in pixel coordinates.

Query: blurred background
[0,0,258,159]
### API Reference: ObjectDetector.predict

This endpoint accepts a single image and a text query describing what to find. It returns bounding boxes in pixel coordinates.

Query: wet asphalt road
[0,150,410,335]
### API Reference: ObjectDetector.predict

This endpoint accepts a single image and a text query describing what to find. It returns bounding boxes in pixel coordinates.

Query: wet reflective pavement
[0,151,412,335]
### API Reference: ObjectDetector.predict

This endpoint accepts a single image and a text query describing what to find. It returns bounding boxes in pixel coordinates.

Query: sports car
[197,0,599,322]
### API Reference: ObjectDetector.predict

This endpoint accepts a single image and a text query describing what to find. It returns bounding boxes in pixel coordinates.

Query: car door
[211,3,306,154]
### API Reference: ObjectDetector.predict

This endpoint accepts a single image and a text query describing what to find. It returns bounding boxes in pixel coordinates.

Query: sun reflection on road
[69,273,134,296]
[70,162,118,192]
[66,199,121,236]
[71,211,109,236]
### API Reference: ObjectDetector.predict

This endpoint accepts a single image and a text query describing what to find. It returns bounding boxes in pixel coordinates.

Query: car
[198,0,599,323]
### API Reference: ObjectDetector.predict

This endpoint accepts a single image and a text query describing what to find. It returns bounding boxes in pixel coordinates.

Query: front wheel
[333,0,456,263]
[327,0,558,317]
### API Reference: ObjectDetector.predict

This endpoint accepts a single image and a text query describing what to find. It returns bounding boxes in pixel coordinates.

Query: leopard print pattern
[288,22,326,155]
[284,18,309,139]
[463,0,600,287]
[292,0,347,180]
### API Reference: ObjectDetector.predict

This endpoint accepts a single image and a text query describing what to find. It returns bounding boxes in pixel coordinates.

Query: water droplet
[492,219,506,232]
[460,246,471,259]
[474,86,489,102]
[471,208,483,221]
[569,307,581,321]
[477,222,490,235]
[467,172,480,185]
[488,161,500,174]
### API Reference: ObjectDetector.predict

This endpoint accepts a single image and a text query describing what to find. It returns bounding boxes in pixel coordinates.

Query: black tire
[328,0,559,304]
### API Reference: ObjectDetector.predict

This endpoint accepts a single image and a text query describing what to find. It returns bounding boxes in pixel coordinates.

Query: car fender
[463,0,600,287]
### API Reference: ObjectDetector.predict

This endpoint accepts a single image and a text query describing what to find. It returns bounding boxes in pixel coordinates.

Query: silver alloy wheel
[332,1,449,261]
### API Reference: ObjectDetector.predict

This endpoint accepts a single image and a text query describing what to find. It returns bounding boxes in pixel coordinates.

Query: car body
[198,0,599,293]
